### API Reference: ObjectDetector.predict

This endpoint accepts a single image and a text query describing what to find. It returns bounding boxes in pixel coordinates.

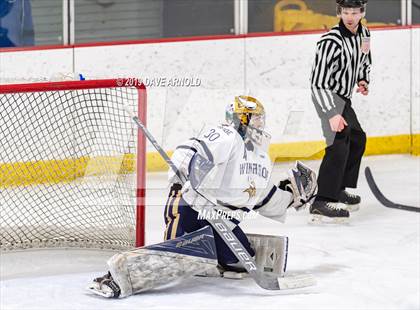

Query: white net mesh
[0,80,146,250]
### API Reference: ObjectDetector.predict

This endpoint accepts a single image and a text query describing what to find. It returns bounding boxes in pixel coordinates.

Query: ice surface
[1,155,419,310]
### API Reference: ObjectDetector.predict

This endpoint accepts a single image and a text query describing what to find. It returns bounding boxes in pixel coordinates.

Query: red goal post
[0,79,147,249]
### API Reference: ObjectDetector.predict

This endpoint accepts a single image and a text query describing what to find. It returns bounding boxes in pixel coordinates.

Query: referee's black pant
[315,97,366,202]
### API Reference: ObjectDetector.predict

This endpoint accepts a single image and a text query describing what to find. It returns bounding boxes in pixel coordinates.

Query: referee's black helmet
[336,0,367,13]
[336,0,367,7]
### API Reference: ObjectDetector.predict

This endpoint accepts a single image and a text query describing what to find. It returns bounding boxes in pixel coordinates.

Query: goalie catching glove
[279,161,317,210]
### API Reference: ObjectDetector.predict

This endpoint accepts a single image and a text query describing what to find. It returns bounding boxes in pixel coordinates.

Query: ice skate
[87,272,121,298]
[309,200,349,224]
[338,190,361,212]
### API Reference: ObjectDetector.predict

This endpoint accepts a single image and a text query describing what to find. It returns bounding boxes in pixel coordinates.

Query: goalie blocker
[87,226,310,298]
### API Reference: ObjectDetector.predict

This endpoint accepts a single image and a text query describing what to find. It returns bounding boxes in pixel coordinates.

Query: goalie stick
[365,167,420,213]
[128,113,315,291]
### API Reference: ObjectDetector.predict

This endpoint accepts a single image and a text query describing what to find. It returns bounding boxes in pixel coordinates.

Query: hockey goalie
[88,95,317,298]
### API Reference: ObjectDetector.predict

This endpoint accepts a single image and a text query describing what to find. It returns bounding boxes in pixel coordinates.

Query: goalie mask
[225,95,271,151]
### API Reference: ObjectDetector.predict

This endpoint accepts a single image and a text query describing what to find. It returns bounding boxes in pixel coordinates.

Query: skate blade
[339,203,360,212]
[86,283,115,298]
[196,270,251,280]
[309,214,349,225]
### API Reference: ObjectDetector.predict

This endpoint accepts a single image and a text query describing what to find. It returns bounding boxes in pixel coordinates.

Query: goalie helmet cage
[0,79,147,250]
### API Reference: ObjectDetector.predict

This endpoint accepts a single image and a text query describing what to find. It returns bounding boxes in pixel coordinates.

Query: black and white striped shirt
[310,20,372,117]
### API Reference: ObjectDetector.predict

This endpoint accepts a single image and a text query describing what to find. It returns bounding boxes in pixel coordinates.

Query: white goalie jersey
[169,124,293,225]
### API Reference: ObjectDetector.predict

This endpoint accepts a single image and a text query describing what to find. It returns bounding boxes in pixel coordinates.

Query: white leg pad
[107,249,217,298]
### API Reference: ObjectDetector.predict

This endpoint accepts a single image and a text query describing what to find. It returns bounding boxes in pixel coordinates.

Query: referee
[309,0,372,223]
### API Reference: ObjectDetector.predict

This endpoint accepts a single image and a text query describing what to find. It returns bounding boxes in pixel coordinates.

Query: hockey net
[0,79,146,250]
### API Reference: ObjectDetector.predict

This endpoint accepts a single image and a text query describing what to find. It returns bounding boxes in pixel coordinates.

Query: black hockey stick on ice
[365,167,420,213]
[129,115,281,290]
